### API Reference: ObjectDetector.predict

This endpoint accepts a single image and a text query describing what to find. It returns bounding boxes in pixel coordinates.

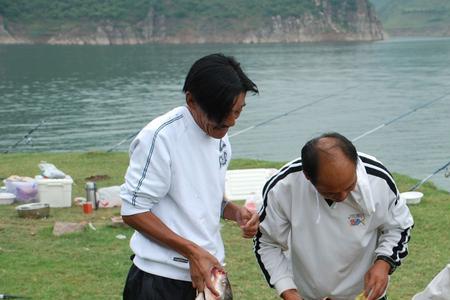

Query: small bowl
[0,192,15,205]
[16,203,50,219]
[400,191,424,205]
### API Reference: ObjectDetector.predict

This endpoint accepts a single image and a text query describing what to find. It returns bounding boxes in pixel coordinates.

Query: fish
[321,292,367,300]
[355,292,367,300]
[195,268,233,300]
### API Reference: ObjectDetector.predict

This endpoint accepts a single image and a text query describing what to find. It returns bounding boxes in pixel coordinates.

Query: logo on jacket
[219,139,226,151]
[348,213,366,226]
[219,139,228,168]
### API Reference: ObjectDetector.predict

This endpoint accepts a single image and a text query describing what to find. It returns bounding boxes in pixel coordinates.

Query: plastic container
[0,192,15,205]
[244,192,262,213]
[83,202,93,214]
[400,191,424,205]
[16,203,50,219]
[4,179,38,203]
[35,175,73,207]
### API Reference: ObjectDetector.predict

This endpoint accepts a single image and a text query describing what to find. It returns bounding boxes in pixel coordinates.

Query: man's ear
[185,91,194,108]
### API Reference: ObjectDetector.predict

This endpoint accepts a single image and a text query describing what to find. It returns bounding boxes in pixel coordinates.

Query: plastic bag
[413,264,450,300]
[39,161,66,179]
[97,186,122,208]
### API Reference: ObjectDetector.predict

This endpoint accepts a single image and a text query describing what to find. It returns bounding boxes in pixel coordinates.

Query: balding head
[301,132,358,202]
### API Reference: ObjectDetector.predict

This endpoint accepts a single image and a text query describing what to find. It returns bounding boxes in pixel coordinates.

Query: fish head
[211,268,233,300]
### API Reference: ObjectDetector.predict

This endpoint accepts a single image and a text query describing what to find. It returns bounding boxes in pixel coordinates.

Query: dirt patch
[85,174,110,182]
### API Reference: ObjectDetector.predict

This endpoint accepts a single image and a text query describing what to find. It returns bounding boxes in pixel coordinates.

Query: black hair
[182,53,258,125]
[301,132,357,185]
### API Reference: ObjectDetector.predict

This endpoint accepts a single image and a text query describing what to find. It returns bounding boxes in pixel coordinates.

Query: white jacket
[254,152,414,300]
[121,106,231,281]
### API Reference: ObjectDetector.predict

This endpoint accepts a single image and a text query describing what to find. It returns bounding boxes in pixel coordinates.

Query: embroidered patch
[348,213,366,226]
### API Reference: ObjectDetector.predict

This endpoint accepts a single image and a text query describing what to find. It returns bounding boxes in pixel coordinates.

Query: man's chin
[210,128,229,139]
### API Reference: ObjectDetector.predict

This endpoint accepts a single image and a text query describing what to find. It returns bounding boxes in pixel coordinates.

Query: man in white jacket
[254,132,414,300]
[121,53,259,300]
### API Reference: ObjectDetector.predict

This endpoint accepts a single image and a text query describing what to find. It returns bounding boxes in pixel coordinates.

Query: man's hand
[236,206,259,238]
[364,259,390,300]
[186,244,223,296]
[281,289,303,300]
[222,201,259,238]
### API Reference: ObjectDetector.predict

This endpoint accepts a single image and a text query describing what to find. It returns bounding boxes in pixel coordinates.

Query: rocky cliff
[0,15,28,44]
[0,0,383,45]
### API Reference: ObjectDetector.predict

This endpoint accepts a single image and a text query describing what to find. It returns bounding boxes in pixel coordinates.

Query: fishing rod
[352,91,450,142]
[409,159,450,191]
[3,120,46,154]
[229,85,358,138]
[106,129,141,152]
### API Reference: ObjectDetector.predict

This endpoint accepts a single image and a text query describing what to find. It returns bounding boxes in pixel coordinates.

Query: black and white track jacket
[254,152,414,300]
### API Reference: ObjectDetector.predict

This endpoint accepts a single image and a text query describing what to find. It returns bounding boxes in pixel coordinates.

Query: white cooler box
[35,175,73,207]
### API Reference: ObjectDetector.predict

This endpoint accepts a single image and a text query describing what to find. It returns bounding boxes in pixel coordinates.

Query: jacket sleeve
[254,188,298,296]
[375,186,414,268]
[120,127,171,216]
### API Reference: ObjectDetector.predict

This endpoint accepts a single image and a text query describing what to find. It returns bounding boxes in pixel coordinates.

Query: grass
[0,152,449,299]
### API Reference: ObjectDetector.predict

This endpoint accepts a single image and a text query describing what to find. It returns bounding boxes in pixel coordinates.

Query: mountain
[0,0,383,45]
[370,0,450,36]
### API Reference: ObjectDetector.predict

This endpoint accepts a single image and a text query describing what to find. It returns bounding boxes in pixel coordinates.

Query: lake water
[1,38,449,191]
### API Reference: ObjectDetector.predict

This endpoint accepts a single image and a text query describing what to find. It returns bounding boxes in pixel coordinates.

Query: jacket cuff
[376,255,397,275]
[274,277,297,296]
[120,199,151,216]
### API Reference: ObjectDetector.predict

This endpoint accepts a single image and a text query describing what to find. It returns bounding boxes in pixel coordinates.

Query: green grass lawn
[0,152,449,299]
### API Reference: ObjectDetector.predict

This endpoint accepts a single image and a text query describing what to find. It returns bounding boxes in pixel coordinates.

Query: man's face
[313,159,357,202]
[190,92,246,139]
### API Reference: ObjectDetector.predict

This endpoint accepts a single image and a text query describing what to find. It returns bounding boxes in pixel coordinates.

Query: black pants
[123,264,196,300]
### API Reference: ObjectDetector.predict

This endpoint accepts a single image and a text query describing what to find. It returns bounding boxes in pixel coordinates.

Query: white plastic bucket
[400,191,424,205]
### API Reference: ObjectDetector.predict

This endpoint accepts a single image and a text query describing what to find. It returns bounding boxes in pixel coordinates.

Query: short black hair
[183,53,258,125]
[301,132,357,185]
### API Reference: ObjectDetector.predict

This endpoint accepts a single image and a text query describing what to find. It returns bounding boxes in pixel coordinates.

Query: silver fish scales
[195,268,232,300]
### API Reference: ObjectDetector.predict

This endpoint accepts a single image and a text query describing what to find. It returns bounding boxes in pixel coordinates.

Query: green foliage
[0,0,328,23]
[370,0,450,34]
[0,0,371,37]
[0,0,153,22]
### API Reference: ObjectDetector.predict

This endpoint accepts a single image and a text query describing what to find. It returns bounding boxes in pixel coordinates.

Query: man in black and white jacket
[255,132,413,300]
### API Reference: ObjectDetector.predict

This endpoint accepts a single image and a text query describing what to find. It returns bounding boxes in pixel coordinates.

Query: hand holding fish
[363,259,390,300]
[236,205,259,238]
[195,268,233,300]
[188,244,224,297]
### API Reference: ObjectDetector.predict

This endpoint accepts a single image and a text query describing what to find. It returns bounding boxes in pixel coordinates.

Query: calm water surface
[1,38,449,191]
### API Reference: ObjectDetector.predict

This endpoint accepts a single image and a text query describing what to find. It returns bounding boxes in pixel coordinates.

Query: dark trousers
[123,264,196,300]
